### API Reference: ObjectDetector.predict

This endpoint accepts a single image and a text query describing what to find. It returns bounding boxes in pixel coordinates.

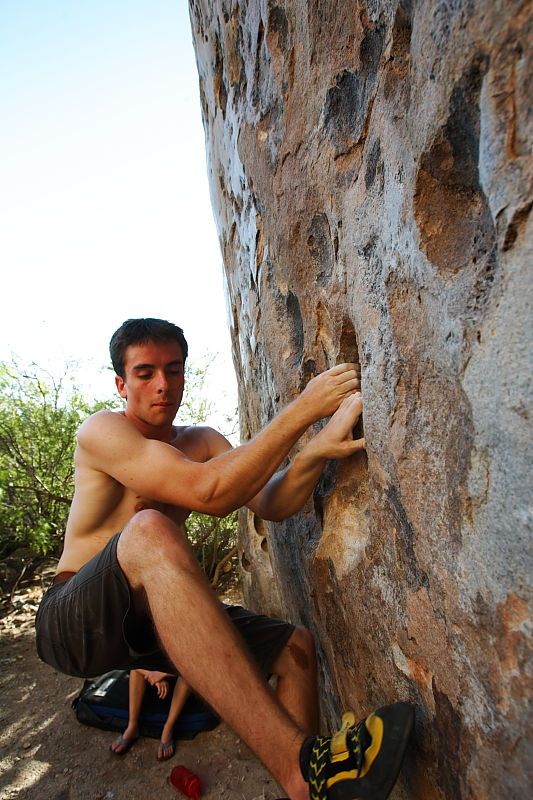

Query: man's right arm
[77,364,359,517]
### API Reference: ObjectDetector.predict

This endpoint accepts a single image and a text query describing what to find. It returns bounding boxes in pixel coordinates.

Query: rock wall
[188,1,532,797]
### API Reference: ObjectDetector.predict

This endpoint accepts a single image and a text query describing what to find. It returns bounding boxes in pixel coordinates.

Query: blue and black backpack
[72,670,219,740]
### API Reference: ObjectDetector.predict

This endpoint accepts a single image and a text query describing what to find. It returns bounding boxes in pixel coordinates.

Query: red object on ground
[169,765,203,799]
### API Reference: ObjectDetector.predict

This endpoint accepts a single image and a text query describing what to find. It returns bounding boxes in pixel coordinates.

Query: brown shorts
[35,532,294,679]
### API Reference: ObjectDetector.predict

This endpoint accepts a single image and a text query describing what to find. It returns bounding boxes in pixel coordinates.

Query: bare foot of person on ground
[110,723,139,755]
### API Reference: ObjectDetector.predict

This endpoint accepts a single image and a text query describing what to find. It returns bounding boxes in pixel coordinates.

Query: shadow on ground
[0,585,283,800]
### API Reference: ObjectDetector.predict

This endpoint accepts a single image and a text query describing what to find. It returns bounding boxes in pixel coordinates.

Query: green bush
[186,509,238,586]
[0,359,238,589]
[0,361,118,559]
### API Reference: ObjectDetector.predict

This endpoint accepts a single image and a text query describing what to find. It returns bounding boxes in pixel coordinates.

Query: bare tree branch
[211,546,238,588]
[3,485,71,505]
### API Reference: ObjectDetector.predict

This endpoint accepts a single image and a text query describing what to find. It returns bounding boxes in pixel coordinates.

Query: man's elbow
[209,501,237,517]
[267,511,291,522]
[250,504,288,523]
[195,478,237,517]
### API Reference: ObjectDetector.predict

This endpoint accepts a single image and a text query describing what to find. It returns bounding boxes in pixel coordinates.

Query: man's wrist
[288,392,321,429]
[294,440,328,471]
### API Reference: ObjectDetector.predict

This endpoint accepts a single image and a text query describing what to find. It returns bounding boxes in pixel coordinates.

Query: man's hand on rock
[298,363,361,422]
[307,392,365,460]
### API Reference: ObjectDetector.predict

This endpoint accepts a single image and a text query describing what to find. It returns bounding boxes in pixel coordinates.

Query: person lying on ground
[110,670,190,760]
[35,317,413,800]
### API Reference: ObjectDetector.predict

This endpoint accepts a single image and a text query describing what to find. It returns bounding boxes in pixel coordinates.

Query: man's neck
[123,410,175,443]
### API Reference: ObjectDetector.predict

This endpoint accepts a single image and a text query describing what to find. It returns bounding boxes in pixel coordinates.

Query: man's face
[115,339,185,428]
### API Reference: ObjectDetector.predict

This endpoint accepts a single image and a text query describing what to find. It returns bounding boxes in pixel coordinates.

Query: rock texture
[189,1,532,797]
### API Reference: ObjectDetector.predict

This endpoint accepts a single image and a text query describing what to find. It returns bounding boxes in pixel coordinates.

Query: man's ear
[115,374,127,400]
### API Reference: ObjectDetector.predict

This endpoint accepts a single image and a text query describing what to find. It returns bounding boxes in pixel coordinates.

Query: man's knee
[276,625,317,675]
[289,626,316,664]
[118,510,193,571]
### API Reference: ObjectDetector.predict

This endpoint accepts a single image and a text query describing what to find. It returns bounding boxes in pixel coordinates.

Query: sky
[0,0,237,424]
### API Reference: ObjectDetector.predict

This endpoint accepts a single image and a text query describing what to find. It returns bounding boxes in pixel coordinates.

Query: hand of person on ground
[298,363,361,421]
[143,670,171,699]
[306,392,365,460]
[152,678,169,699]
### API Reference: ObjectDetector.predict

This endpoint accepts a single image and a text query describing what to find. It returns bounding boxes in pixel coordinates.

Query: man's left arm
[202,393,365,522]
[248,393,365,520]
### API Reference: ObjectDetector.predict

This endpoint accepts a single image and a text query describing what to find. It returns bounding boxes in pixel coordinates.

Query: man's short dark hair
[109,318,189,378]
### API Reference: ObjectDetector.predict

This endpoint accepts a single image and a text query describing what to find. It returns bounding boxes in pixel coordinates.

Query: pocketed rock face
[189,1,532,797]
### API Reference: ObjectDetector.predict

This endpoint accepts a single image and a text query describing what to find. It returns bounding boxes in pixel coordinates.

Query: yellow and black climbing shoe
[300,702,414,800]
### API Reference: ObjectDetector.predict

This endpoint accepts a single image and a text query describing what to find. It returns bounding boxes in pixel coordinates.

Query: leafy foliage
[0,358,238,589]
[180,357,239,585]
[186,510,238,587]
[0,361,119,559]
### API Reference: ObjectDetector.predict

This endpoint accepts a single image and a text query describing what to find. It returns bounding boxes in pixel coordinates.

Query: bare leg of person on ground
[158,676,190,760]
[118,509,311,800]
[110,669,145,754]
[110,669,190,760]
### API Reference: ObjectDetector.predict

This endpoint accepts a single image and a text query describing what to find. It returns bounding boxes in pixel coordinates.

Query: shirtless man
[35,318,413,800]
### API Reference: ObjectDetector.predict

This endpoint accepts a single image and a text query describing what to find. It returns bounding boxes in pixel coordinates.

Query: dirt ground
[0,567,284,800]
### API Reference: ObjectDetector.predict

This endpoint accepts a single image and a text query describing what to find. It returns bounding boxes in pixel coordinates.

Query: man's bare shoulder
[77,409,133,448]
[78,408,127,432]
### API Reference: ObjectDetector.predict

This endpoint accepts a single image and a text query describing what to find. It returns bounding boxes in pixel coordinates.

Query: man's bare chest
[120,427,207,525]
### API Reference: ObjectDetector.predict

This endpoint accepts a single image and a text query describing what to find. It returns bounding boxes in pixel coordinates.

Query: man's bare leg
[110,669,145,754]
[117,510,309,800]
[272,627,319,734]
